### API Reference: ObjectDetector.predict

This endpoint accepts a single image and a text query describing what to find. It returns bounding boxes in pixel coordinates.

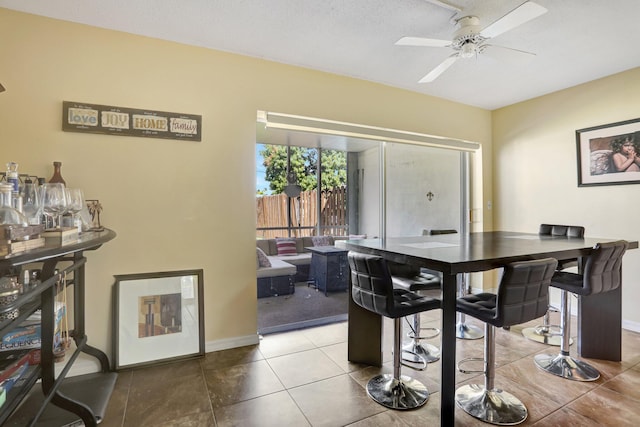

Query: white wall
[385,143,461,237]
[493,67,640,331]
[357,143,466,239]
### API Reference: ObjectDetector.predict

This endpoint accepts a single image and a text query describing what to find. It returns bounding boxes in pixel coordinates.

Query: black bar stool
[348,252,441,410]
[391,268,442,366]
[534,240,628,381]
[455,258,557,425]
[522,224,584,346]
[424,229,484,339]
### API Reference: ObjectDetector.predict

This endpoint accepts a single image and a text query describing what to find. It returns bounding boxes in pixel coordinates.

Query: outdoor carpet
[257,282,348,334]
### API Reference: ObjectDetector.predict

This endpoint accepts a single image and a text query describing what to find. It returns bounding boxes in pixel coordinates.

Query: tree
[258,145,346,195]
[320,149,347,189]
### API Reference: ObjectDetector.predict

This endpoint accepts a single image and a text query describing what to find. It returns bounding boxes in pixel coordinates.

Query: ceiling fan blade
[422,0,462,13]
[482,44,537,65]
[483,44,536,57]
[419,55,459,83]
[480,1,548,39]
[396,36,450,48]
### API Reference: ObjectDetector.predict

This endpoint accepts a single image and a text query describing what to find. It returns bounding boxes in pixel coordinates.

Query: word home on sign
[132,114,168,132]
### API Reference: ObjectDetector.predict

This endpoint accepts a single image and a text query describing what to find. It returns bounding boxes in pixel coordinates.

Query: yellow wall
[493,67,640,328]
[0,9,492,354]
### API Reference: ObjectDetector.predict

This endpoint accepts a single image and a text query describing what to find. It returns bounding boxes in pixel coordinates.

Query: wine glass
[20,179,41,225]
[65,188,85,232]
[40,183,67,229]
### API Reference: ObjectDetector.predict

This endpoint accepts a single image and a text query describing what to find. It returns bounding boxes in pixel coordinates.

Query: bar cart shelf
[0,229,116,426]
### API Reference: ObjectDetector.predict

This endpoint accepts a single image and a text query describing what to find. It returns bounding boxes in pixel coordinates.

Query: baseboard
[622,319,640,333]
[205,333,260,353]
[57,353,102,378]
[259,314,347,335]
[59,334,260,378]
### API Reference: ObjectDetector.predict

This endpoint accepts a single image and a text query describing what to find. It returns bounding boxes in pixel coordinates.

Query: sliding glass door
[384,142,466,238]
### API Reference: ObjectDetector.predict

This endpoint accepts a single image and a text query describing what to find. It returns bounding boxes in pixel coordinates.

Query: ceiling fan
[397,1,548,82]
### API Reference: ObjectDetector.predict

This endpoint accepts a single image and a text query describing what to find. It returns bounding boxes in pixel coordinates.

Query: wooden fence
[256,186,347,239]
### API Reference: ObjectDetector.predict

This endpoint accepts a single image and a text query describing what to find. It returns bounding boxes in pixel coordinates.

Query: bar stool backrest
[496,258,558,327]
[539,224,585,238]
[583,240,628,295]
[348,252,395,317]
[567,226,585,238]
[423,229,458,236]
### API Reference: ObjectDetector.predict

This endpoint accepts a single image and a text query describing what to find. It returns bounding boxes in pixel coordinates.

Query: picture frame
[63,101,202,141]
[113,269,204,370]
[576,118,640,187]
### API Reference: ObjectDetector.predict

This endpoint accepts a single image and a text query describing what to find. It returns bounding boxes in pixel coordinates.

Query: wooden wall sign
[62,101,201,141]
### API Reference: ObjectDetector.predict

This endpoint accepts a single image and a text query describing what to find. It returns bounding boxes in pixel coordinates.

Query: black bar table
[344,231,637,427]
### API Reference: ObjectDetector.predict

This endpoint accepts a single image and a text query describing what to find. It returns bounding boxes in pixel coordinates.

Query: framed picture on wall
[113,269,204,370]
[576,118,640,187]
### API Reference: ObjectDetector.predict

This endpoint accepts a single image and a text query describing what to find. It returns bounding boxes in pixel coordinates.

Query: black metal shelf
[0,365,42,426]
[0,298,41,339]
[0,229,116,426]
[4,371,118,426]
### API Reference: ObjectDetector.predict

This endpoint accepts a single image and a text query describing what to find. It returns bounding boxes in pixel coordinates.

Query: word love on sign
[62,101,202,141]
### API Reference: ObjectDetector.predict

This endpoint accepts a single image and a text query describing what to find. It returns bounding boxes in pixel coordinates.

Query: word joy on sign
[63,101,202,141]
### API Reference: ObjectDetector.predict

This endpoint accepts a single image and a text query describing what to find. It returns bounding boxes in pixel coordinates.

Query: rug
[257,282,348,334]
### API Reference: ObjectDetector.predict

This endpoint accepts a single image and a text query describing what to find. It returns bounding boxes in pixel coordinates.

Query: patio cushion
[256,248,271,268]
[271,253,311,265]
[276,238,297,256]
[312,235,333,246]
[257,258,297,278]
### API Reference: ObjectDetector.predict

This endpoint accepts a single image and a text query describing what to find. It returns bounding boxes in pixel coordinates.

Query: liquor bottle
[0,183,27,226]
[6,162,18,191]
[49,161,66,185]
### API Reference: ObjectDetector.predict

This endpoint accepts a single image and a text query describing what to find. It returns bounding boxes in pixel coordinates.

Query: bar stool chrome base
[521,325,572,346]
[401,310,441,366]
[456,321,484,340]
[366,374,429,410]
[400,348,427,371]
[533,353,600,381]
[408,326,440,340]
[402,341,440,364]
[456,384,528,425]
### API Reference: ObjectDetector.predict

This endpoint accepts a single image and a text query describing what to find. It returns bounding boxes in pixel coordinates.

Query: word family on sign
[170,118,198,134]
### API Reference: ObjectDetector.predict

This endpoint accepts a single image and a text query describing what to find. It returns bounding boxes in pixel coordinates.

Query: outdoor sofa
[256,235,350,298]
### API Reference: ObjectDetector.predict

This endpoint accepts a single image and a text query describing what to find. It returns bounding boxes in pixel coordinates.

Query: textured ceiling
[1,0,639,110]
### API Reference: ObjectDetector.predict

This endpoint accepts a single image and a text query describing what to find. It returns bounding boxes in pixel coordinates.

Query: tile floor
[101,310,640,426]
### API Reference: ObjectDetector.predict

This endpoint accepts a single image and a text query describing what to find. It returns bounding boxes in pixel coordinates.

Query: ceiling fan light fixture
[452,33,484,48]
[460,43,478,58]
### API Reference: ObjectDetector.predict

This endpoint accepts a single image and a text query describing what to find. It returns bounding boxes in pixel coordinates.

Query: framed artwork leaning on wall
[113,269,204,370]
